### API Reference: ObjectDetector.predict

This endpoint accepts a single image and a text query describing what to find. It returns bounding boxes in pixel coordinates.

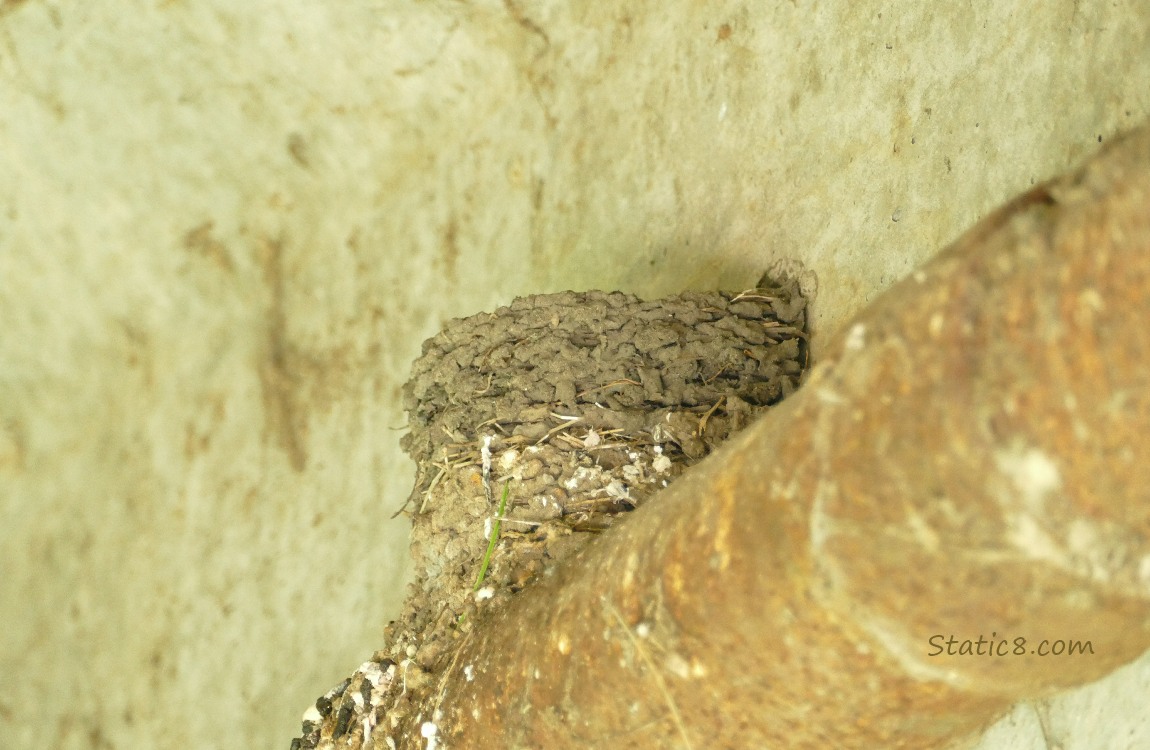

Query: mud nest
[291,270,810,750]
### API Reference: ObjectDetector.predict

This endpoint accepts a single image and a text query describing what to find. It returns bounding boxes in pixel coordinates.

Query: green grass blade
[473,479,510,591]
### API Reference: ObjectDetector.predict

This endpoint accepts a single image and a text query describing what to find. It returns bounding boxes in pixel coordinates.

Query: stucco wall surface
[0,1,1147,748]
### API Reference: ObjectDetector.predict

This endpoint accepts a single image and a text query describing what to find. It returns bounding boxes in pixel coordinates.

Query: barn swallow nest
[292,268,811,750]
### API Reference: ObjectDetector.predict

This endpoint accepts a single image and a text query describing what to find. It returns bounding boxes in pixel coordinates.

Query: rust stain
[0,419,25,472]
[257,237,308,472]
[440,217,459,283]
[0,0,30,18]
[182,393,226,460]
[182,220,234,272]
[286,132,310,169]
[252,236,373,472]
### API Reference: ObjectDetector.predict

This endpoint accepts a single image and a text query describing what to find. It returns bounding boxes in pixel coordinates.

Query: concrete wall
[0,1,1146,748]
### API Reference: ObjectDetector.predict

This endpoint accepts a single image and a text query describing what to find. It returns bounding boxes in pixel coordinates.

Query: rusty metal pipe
[430,124,1150,749]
